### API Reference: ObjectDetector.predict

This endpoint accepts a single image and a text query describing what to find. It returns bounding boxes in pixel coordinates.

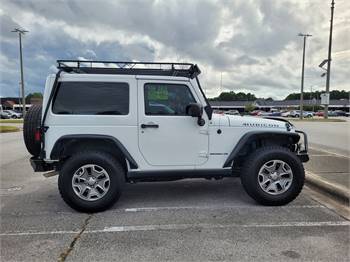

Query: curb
[306,171,350,203]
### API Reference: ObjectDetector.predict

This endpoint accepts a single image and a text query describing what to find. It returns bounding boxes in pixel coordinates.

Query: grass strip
[0,126,20,133]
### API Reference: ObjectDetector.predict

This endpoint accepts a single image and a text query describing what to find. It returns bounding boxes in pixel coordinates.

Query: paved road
[291,118,350,156]
[291,119,350,190]
[1,131,349,261]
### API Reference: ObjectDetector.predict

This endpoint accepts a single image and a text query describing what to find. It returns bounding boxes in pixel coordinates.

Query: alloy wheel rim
[72,164,110,201]
[258,160,293,195]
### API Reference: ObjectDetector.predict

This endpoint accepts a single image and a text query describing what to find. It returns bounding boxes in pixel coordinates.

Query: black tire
[58,151,124,212]
[23,105,42,156]
[241,146,305,206]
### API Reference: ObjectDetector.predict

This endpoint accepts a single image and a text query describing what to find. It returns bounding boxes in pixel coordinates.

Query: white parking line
[309,154,335,157]
[1,221,349,236]
[309,146,350,159]
[98,221,350,233]
[0,230,79,236]
[124,205,324,212]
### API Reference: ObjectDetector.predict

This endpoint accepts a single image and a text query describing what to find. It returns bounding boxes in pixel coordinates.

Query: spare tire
[23,105,42,157]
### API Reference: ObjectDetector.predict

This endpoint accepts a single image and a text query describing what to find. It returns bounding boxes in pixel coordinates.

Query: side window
[52,82,129,115]
[144,83,196,115]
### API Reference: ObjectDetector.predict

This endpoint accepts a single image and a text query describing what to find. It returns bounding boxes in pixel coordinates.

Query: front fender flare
[223,131,300,168]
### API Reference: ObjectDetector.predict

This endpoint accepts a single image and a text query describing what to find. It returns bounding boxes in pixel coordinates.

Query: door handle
[141,123,159,128]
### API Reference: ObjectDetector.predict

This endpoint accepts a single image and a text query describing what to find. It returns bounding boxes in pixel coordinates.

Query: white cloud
[0,0,349,99]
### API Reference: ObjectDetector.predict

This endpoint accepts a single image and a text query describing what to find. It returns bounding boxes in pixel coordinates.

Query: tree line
[284,90,349,100]
[25,92,43,103]
[209,91,257,101]
[209,90,349,101]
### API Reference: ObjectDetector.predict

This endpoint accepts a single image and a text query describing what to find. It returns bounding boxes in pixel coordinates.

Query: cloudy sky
[0,0,349,99]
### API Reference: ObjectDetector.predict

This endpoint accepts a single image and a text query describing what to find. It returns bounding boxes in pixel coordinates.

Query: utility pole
[310,86,314,112]
[12,28,28,116]
[324,0,335,119]
[220,72,223,94]
[298,33,312,119]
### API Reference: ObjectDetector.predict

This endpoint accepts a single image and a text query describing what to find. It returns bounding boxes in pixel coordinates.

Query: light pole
[298,33,312,119]
[11,28,28,116]
[324,0,335,119]
[220,72,223,94]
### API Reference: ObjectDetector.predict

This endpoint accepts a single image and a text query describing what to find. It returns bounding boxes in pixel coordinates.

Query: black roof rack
[57,60,201,79]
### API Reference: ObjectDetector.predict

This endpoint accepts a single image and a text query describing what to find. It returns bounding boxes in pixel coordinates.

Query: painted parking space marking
[124,205,325,212]
[98,221,350,233]
[1,221,349,236]
[309,146,350,159]
[309,154,337,157]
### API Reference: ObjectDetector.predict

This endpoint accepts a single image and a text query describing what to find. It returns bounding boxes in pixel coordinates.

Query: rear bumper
[30,157,54,172]
[295,130,309,162]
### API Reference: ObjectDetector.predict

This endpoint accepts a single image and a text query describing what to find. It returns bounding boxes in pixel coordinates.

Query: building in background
[0,96,42,111]
[210,99,349,112]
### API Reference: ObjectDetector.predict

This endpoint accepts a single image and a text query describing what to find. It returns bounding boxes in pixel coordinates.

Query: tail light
[35,129,41,142]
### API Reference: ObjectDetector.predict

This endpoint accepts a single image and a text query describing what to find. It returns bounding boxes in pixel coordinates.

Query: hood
[211,113,288,130]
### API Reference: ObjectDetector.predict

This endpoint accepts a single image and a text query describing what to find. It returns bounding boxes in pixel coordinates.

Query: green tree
[285,90,349,100]
[26,92,43,103]
[214,91,257,101]
[245,103,255,112]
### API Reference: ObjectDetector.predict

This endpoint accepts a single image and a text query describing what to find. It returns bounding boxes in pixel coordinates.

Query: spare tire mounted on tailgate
[23,105,42,157]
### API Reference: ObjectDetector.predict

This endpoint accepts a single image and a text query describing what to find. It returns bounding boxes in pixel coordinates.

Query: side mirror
[186,103,205,126]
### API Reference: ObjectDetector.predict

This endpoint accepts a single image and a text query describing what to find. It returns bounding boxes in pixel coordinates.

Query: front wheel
[241,146,305,206]
[58,151,124,212]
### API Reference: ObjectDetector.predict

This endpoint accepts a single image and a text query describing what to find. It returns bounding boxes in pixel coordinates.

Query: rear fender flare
[50,134,138,169]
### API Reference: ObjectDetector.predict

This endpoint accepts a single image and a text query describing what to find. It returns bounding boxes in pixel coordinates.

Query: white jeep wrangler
[24,60,309,212]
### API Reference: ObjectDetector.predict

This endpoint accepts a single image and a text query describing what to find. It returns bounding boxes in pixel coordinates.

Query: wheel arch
[223,131,300,168]
[50,134,138,170]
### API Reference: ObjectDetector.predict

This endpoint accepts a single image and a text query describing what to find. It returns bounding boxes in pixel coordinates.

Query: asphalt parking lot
[1,123,349,261]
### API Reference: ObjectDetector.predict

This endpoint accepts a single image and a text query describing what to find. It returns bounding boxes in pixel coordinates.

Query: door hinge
[198,152,209,158]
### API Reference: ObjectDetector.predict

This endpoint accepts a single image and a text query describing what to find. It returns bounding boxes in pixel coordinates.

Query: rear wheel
[241,146,304,205]
[58,151,124,212]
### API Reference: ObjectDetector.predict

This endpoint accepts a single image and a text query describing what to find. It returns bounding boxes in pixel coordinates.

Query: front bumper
[295,130,309,162]
[30,157,54,172]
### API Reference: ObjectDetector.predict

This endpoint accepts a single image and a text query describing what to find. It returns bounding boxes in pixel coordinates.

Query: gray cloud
[0,0,349,98]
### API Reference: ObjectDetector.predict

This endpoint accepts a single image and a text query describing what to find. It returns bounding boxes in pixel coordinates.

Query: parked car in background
[281,111,292,117]
[304,111,314,118]
[258,109,282,117]
[289,110,313,118]
[250,110,262,116]
[315,110,345,117]
[225,110,240,116]
[213,109,225,115]
[334,110,347,116]
[315,110,324,117]
[258,111,281,117]
[3,110,23,119]
[257,111,269,116]
[269,111,282,116]
[328,111,338,117]
[0,110,11,119]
